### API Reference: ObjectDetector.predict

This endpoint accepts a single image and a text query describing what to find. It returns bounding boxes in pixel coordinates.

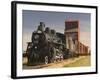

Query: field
[23,55,91,69]
[63,56,91,67]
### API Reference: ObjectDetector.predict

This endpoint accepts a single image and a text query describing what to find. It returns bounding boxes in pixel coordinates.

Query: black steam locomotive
[26,22,69,65]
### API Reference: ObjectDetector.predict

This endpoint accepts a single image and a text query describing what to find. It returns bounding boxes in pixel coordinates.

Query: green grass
[63,56,91,67]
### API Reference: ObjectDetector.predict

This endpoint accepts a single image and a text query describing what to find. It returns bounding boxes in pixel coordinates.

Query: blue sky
[22,10,91,51]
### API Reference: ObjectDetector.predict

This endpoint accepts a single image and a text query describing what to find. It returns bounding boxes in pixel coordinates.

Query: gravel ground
[23,55,91,69]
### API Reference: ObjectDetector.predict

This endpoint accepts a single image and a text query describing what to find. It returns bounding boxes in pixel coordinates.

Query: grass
[63,56,91,67]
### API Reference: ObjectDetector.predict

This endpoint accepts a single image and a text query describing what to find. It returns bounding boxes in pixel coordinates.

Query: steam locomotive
[26,22,71,65]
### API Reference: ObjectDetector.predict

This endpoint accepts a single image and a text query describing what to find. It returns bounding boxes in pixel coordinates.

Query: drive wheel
[44,56,48,64]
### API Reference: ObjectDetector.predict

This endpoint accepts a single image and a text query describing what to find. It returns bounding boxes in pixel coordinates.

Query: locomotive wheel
[60,55,63,61]
[44,56,48,64]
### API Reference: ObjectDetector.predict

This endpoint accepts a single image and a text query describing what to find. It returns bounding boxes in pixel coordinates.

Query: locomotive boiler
[26,22,70,65]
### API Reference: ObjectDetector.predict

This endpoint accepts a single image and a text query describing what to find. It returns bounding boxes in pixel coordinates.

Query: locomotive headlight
[34,46,37,49]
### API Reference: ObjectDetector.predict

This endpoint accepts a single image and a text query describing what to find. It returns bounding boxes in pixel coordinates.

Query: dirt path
[23,56,90,69]
[43,56,90,68]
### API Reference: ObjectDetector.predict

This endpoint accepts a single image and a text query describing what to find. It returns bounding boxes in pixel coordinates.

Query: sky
[22,10,91,51]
